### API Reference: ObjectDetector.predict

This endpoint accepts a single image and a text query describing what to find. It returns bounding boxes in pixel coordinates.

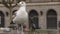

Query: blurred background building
[0,0,60,30]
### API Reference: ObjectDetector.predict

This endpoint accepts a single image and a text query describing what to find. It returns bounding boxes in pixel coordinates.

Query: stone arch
[47,9,57,29]
[29,9,39,29]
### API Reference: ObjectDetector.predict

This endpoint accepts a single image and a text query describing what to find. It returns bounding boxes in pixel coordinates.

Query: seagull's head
[18,1,26,7]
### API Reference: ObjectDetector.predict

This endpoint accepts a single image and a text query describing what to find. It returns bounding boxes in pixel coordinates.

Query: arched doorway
[0,11,4,27]
[29,10,39,29]
[47,9,57,29]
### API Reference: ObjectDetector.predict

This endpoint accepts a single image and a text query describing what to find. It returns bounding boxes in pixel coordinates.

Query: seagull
[13,1,28,24]
[12,1,28,34]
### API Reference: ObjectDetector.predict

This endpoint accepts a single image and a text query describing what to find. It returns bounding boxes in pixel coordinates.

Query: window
[47,9,57,29]
[0,16,1,24]
[59,21,60,28]
[0,11,4,27]
[29,9,39,29]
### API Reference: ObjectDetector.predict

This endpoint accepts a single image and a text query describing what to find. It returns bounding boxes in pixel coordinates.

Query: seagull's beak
[18,4,21,7]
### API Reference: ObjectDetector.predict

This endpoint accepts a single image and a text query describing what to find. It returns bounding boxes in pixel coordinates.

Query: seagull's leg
[21,24,23,32]
[21,24,24,34]
[17,24,21,34]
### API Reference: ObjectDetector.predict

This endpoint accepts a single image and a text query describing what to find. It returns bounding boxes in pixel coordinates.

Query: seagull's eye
[21,2,23,4]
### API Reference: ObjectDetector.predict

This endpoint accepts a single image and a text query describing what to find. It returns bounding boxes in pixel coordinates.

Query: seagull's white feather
[13,1,28,24]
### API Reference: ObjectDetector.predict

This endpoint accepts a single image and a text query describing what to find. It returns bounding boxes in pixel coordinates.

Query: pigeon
[13,1,28,24]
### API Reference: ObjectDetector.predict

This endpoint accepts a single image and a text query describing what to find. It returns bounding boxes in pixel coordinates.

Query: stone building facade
[0,0,60,30]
